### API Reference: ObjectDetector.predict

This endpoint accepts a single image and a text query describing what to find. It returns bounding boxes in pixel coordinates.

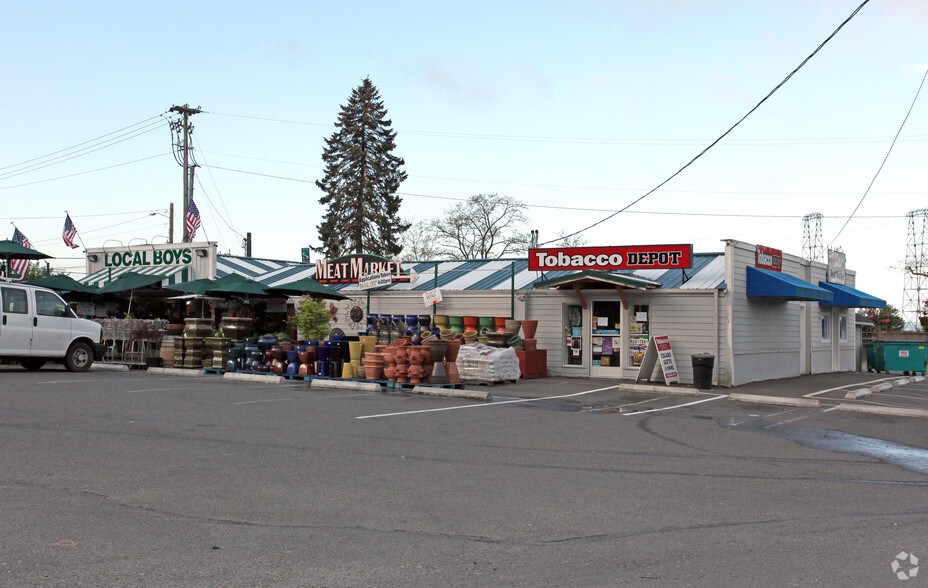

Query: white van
[0,281,105,371]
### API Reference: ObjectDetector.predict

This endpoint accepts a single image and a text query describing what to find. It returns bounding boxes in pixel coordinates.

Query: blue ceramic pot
[286,350,299,363]
[286,363,298,375]
[316,360,328,377]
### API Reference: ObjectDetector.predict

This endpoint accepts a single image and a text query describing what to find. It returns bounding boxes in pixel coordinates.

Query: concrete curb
[913,376,925,383]
[223,372,286,384]
[411,386,492,402]
[871,382,894,393]
[893,378,910,387]
[309,379,381,393]
[91,363,129,372]
[729,393,820,408]
[146,367,202,377]
[844,388,873,399]
[620,383,715,397]
[837,403,928,419]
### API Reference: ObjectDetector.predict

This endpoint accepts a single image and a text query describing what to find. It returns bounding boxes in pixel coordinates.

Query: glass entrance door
[591,300,622,377]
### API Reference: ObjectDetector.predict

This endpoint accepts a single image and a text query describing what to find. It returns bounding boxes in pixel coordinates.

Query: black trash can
[691,353,715,389]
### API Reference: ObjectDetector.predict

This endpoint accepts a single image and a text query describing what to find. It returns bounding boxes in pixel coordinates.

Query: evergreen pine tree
[315,78,409,258]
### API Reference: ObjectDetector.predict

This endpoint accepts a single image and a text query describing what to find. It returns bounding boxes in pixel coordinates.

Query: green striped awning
[80,265,190,289]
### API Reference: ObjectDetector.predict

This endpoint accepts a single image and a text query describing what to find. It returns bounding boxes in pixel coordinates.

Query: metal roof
[216,252,727,293]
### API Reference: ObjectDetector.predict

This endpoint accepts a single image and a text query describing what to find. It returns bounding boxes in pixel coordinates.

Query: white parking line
[803,377,897,397]
[126,387,199,394]
[620,395,726,416]
[356,384,622,420]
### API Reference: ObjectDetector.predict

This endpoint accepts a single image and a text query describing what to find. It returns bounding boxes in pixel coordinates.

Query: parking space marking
[234,392,373,405]
[803,377,897,398]
[619,394,726,416]
[38,378,154,385]
[356,384,622,420]
[126,387,200,394]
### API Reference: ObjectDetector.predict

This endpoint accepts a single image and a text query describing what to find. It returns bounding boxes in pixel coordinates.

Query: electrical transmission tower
[903,209,928,330]
[802,213,824,262]
[170,104,202,243]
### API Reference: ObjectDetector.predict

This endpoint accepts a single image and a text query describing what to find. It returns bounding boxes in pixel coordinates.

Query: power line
[538,0,872,246]
[0,153,171,191]
[0,114,165,173]
[829,67,928,247]
[0,119,168,181]
[210,110,928,147]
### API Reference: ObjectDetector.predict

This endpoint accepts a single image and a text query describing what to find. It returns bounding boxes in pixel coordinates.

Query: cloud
[418,57,499,108]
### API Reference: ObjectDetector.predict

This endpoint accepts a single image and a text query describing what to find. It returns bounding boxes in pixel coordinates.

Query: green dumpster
[876,342,927,375]
[866,342,878,373]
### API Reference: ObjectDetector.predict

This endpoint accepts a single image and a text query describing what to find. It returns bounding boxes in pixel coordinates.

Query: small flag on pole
[185,197,202,240]
[62,214,79,249]
[11,227,33,276]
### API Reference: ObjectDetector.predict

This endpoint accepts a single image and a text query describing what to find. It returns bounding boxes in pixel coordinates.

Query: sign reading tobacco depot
[529,244,693,271]
[315,253,411,285]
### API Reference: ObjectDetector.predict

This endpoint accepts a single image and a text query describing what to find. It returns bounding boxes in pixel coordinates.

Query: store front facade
[206,239,883,388]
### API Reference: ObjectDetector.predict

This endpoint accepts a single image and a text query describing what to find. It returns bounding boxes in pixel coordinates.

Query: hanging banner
[423,287,442,306]
[529,244,692,271]
[635,334,679,385]
[358,269,393,290]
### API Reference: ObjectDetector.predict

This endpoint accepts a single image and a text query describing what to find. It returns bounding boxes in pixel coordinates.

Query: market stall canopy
[80,265,190,289]
[533,270,662,310]
[745,266,832,302]
[166,273,271,297]
[817,281,886,308]
[164,278,217,296]
[27,275,100,294]
[0,239,52,277]
[97,271,174,294]
[267,277,347,300]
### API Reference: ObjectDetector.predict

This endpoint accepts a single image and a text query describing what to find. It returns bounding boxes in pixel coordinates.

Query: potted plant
[293,296,332,341]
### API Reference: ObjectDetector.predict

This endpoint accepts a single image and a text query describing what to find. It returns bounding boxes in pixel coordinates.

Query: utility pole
[170,104,202,243]
[168,202,174,243]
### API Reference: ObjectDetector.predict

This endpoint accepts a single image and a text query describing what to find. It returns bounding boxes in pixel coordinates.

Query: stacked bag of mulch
[456,343,521,384]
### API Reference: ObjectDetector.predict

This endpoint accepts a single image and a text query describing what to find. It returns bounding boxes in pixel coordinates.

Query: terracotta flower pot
[522,338,537,351]
[445,339,461,363]
[521,320,538,340]
[505,319,521,336]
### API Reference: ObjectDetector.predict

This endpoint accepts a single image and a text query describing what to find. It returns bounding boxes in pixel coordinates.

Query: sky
[1,0,926,316]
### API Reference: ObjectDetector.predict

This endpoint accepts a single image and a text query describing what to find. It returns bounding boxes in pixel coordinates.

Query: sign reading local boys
[104,248,193,268]
[529,244,693,271]
[315,253,411,285]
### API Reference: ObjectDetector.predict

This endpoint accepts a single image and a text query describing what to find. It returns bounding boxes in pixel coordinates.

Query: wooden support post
[572,284,587,309]
[616,287,629,310]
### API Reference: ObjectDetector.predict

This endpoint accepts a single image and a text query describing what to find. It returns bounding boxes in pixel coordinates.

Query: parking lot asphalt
[3,365,928,585]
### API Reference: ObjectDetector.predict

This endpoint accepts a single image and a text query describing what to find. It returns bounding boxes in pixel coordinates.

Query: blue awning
[746,266,833,302]
[818,281,886,308]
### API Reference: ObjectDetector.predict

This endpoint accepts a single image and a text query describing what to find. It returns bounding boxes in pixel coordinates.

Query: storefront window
[821,315,829,341]
[564,304,583,366]
[629,304,649,367]
[839,315,847,341]
[592,300,621,368]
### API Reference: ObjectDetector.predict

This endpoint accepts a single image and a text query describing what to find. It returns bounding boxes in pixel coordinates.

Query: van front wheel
[65,342,93,372]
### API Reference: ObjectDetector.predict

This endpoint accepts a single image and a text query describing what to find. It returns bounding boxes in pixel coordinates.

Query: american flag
[11,227,33,277]
[185,197,202,240]
[62,214,79,249]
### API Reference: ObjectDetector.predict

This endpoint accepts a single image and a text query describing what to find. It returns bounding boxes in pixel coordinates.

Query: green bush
[294,296,332,340]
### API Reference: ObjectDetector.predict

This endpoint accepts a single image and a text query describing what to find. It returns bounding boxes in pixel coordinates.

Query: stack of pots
[205,337,232,369]
[521,320,539,351]
[172,336,185,368]
[183,337,204,368]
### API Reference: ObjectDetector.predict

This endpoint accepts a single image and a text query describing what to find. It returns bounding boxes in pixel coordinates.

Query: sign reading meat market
[315,253,411,285]
[529,245,693,271]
